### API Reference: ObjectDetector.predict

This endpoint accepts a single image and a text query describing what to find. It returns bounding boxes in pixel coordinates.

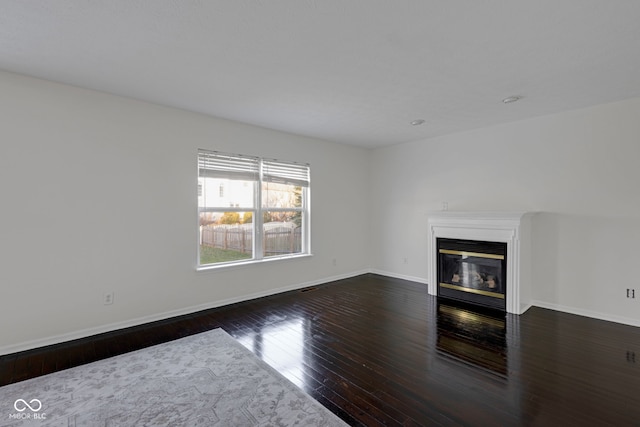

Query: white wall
[3,68,640,355]
[0,71,371,354]
[371,97,640,325]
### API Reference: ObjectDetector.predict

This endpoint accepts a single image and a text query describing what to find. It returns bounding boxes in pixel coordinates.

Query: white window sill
[196,253,313,272]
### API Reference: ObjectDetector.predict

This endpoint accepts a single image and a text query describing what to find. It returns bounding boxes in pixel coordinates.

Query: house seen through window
[197,150,310,267]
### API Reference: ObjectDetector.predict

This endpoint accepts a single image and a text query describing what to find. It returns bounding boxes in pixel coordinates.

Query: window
[197,149,310,268]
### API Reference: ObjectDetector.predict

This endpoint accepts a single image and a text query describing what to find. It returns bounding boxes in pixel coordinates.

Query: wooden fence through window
[200,223,301,256]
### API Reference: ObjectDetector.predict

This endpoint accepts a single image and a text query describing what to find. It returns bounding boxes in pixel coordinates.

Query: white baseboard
[0,269,370,356]
[372,273,640,327]
[369,269,429,285]
[7,273,639,356]
[519,302,533,315]
[531,300,640,328]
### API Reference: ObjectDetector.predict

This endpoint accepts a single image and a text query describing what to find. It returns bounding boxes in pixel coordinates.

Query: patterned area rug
[0,329,347,426]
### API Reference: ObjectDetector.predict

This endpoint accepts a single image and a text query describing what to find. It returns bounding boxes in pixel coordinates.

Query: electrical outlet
[627,289,636,298]
[103,292,114,305]
[627,351,636,363]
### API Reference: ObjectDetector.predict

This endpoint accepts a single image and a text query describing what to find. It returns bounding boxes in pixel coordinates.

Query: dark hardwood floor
[2,273,640,426]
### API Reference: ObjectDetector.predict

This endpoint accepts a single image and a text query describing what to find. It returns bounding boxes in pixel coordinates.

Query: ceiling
[2,1,640,148]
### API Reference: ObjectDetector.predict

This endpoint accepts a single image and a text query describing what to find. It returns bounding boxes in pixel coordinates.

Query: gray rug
[0,328,347,426]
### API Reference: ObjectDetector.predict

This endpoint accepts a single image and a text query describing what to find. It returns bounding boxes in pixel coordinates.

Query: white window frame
[197,149,311,270]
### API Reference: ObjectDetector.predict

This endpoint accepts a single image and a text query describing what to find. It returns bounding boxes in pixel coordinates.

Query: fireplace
[427,211,534,314]
[437,238,507,311]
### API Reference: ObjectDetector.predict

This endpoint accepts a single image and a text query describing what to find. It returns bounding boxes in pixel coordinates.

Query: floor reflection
[234,316,309,391]
[436,302,508,375]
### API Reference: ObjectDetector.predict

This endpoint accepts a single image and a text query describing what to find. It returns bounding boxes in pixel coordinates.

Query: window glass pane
[199,177,254,209]
[262,182,303,208]
[199,211,253,264]
[263,211,302,257]
[198,150,309,268]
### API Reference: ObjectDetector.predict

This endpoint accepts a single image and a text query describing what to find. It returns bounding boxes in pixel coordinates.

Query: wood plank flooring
[2,273,640,425]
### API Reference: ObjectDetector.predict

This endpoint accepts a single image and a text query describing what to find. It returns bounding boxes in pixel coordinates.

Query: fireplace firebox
[437,238,507,311]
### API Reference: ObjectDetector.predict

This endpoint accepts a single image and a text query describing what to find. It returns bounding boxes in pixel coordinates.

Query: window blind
[262,159,310,187]
[198,150,259,181]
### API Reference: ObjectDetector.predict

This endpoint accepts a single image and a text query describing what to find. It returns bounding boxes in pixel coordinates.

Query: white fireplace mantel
[427,211,534,314]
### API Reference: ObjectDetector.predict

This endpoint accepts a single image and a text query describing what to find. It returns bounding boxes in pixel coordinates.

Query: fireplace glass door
[437,238,507,311]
